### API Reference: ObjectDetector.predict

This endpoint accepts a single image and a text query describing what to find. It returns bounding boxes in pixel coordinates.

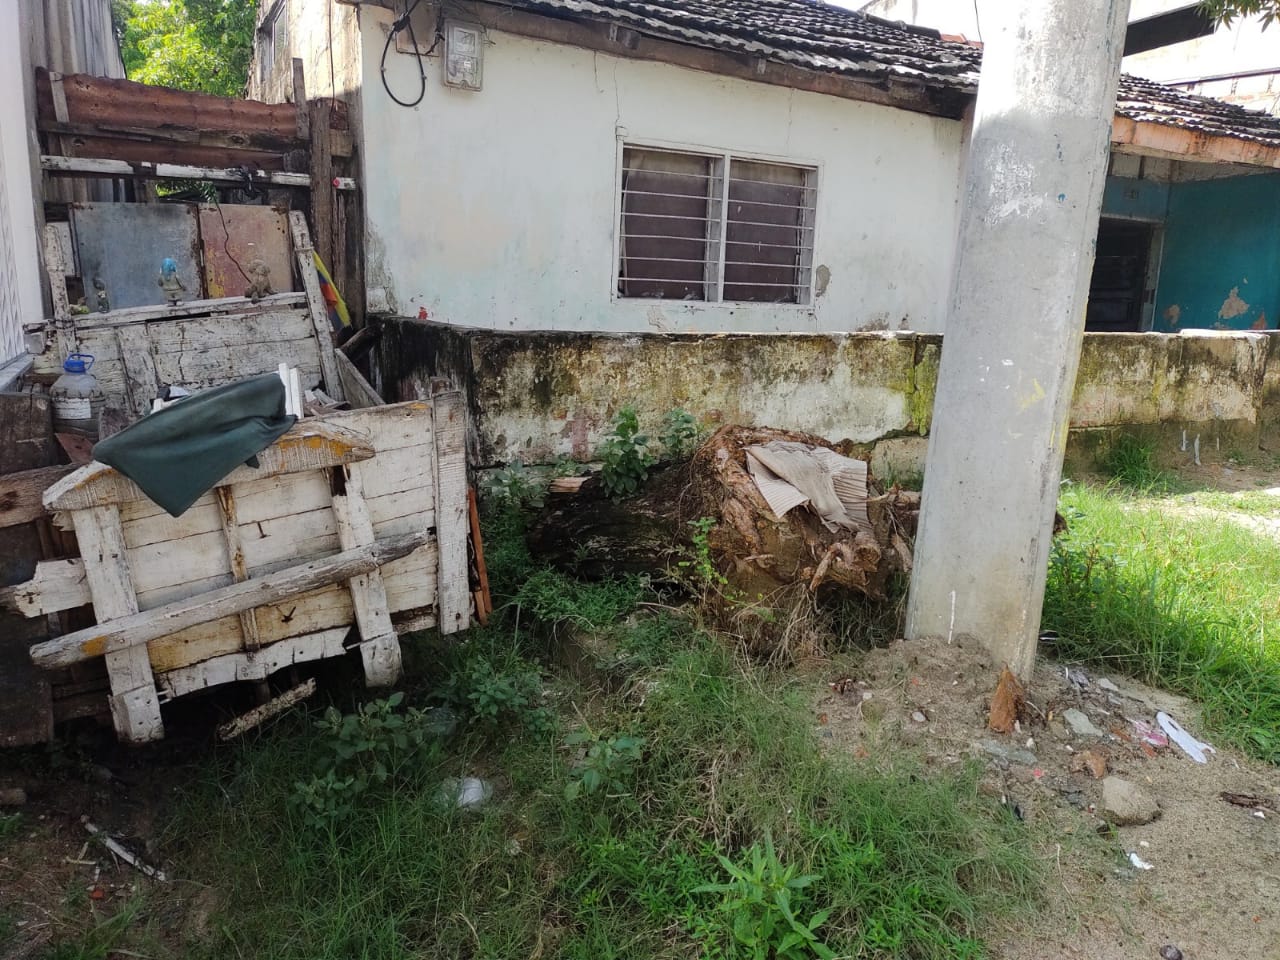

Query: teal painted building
[1092,167,1280,333]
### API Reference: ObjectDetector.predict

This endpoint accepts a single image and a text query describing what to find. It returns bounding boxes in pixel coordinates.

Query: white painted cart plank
[333,465,401,687]
[431,390,471,635]
[71,506,164,743]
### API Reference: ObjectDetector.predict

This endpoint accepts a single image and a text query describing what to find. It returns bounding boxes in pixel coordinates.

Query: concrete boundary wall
[376,320,1279,473]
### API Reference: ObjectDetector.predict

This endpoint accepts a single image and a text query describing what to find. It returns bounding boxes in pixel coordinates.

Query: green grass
[156,499,1039,959]
[1043,482,1280,762]
[1096,435,1173,491]
[166,637,1038,960]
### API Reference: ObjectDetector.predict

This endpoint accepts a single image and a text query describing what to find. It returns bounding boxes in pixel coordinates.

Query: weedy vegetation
[1044,481,1280,762]
[124,474,1042,960]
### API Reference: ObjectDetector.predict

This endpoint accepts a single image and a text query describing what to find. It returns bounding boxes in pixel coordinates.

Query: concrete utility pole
[905,0,1131,679]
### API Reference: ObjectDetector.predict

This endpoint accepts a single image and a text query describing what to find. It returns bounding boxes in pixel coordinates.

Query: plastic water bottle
[50,353,105,436]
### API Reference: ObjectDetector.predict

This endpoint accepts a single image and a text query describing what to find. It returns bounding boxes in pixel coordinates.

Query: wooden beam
[116,324,159,419]
[29,530,430,669]
[431,389,471,634]
[332,466,401,686]
[44,421,375,511]
[41,292,307,332]
[290,211,346,401]
[334,351,384,409]
[0,557,89,616]
[217,677,316,739]
[41,155,357,190]
[465,1,967,119]
[309,99,335,270]
[43,224,75,361]
[292,59,310,141]
[72,505,164,742]
[0,464,77,529]
[1112,116,1280,169]
[215,487,261,652]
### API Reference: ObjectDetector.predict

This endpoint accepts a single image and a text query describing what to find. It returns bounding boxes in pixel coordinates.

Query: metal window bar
[621,211,816,231]
[618,148,817,303]
[621,168,820,192]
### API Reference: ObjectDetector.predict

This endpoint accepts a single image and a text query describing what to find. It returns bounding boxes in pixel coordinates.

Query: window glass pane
[723,159,811,304]
[618,148,711,301]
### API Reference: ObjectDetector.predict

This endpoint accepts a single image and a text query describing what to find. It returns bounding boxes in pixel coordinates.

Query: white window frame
[612,138,821,307]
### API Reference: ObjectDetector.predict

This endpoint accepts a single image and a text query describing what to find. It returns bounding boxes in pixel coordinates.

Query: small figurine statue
[92,276,110,313]
[245,258,273,301]
[158,257,187,305]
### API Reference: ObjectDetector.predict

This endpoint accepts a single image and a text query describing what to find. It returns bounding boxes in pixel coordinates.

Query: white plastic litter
[1129,852,1154,871]
[1156,712,1215,764]
[435,776,493,811]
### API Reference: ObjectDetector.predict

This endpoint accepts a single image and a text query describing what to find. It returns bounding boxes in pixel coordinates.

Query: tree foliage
[112,0,258,97]
[1199,0,1280,29]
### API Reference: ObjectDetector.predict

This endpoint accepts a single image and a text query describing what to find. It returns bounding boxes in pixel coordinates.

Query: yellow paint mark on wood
[81,635,108,658]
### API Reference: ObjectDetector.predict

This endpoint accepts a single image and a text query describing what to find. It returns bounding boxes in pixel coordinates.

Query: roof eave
[1112,114,1280,170]
[471,0,975,119]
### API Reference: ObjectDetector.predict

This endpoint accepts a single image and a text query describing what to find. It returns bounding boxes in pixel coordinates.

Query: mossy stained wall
[378,321,1277,468]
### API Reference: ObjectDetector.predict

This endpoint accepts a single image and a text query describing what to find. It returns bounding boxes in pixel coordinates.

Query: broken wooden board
[217,678,317,739]
[0,465,77,529]
[12,398,470,742]
[0,392,55,473]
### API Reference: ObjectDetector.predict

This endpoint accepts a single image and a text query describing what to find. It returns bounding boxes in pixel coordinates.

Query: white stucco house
[261,0,1280,337]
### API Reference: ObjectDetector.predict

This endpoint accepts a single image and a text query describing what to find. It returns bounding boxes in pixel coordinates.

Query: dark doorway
[1086,218,1154,332]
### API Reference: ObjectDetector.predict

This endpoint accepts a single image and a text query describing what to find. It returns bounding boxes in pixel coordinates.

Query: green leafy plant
[113,0,257,98]
[516,567,646,631]
[693,833,836,960]
[661,408,701,461]
[483,460,546,508]
[600,407,655,498]
[288,693,440,829]
[679,517,727,590]
[444,652,554,736]
[563,729,645,801]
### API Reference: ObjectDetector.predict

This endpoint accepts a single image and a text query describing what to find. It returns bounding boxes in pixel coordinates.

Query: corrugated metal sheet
[198,204,294,299]
[72,203,203,311]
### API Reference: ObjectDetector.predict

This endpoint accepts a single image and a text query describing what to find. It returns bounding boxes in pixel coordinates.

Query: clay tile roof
[495,0,1280,148]
[499,0,982,89]
[1116,74,1280,148]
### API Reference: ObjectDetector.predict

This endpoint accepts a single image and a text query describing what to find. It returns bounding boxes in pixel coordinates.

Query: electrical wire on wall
[381,0,444,107]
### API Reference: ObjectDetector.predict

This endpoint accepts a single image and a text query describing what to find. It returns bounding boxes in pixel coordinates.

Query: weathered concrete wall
[248,0,363,105]
[1262,332,1280,450]
[378,320,1276,470]
[358,6,964,334]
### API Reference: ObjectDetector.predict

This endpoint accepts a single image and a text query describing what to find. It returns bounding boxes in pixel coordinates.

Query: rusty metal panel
[71,202,203,311]
[197,204,294,299]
